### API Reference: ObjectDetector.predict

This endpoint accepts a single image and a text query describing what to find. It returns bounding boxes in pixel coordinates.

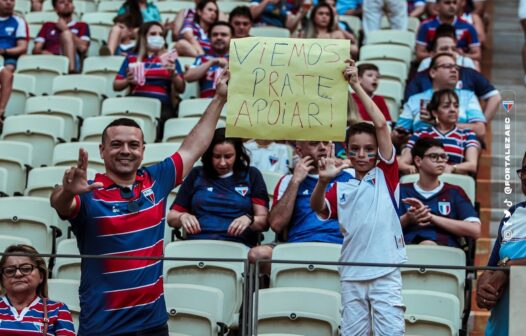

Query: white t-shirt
[244,141,291,175]
[323,148,407,281]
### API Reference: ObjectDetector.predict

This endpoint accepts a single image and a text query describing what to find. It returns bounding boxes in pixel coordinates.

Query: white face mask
[147,35,165,50]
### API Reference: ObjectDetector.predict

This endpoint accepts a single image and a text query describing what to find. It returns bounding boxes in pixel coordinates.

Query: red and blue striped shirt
[416,16,480,52]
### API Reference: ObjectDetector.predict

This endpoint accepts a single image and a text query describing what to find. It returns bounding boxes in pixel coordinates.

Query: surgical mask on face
[147,35,165,50]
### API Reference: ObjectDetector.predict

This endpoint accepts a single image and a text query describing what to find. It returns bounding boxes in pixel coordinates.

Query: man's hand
[56,17,69,32]
[292,156,314,184]
[180,213,202,234]
[477,270,503,310]
[343,59,359,90]
[214,67,229,99]
[62,149,103,195]
[318,143,350,183]
[227,215,251,236]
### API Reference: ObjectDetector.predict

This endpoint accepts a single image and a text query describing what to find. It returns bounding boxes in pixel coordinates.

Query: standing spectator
[399,137,480,247]
[521,0,526,85]
[302,3,346,39]
[476,152,526,336]
[168,128,269,247]
[362,0,407,41]
[101,0,161,55]
[0,244,76,335]
[244,139,291,175]
[175,0,218,57]
[416,0,481,62]
[351,63,392,123]
[50,71,231,335]
[229,6,253,38]
[399,89,481,175]
[335,0,362,16]
[249,0,308,32]
[185,21,230,98]
[0,0,28,71]
[33,0,90,73]
[114,22,185,137]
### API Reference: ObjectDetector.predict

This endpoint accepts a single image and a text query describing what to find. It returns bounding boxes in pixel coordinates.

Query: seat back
[177,57,200,99]
[163,117,226,143]
[6,74,36,117]
[178,98,213,118]
[81,12,116,29]
[16,55,69,95]
[53,142,105,172]
[257,288,340,336]
[26,166,97,198]
[47,279,81,330]
[54,239,81,280]
[366,29,416,49]
[157,1,194,15]
[24,11,58,24]
[80,116,146,142]
[164,240,249,327]
[2,115,65,167]
[83,56,127,97]
[0,234,32,252]
[359,44,412,67]
[0,167,7,195]
[164,284,225,336]
[261,171,284,201]
[0,141,32,195]
[376,79,403,121]
[143,143,182,167]
[52,75,106,118]
[270,243,341,293]
[250,27,291,38]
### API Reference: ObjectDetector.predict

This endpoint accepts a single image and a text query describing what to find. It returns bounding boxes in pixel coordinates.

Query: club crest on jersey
[438,201,451,215]
[142,188,155,204]
[235,186,249,196]
[269,155,279,166]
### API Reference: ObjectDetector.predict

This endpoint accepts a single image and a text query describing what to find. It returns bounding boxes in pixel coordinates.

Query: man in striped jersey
[50,70,230,336]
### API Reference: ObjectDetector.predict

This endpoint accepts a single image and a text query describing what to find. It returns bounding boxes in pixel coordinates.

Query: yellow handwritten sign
[226,37,349,141]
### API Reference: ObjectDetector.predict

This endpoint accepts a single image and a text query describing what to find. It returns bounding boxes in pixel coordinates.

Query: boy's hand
[318,143,350,183]
[343,59,359,89]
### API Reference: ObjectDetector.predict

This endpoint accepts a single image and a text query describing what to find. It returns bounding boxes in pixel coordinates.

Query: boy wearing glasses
[399,137,480,247]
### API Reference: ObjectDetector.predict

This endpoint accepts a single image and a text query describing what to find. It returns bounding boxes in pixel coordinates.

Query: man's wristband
[244,213,254,225]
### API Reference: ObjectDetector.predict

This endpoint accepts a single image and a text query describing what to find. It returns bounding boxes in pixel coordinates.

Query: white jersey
[244,141,291,175]
[323,148,407,281]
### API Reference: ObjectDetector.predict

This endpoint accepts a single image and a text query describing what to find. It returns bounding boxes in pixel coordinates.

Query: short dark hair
[209,21,234,37]
[431,24,457,51]
[429,52,456,69]
[113,13,135,28]
[357,63,379,77]
[228,6,253,23]
[427,88,459,115]
[347,122,376,145]
[411,137,444,160]
[102,118,144,144]
[201,128,250,178]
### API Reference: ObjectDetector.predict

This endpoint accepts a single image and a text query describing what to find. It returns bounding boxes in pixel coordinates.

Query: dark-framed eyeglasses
[423,153,449,162]
[1,264,37,278]
[517,168,526,178]
[433,63,460,71]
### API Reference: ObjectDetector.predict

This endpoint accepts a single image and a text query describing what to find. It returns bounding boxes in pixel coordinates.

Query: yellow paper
[226,37,349,141]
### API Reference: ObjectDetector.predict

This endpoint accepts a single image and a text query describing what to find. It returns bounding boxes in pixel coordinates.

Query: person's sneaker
[99,45,111,56]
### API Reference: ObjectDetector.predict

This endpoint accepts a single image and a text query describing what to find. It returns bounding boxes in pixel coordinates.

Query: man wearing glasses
[399,137,481,246]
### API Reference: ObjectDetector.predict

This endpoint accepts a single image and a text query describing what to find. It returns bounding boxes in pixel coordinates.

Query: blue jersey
[486,202,526,336]
[274,170,354,244]
[400,182,479,247]
[405,67,499,101]
[67,153,183,335]
[0,15,28,49]
[416,16,479,52]
[171,166,269,247]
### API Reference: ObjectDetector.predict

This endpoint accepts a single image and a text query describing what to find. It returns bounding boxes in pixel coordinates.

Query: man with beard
[33,0,90,73]
[185,21,231,98]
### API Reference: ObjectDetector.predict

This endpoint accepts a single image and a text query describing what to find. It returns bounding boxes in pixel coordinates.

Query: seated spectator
[417,24,478,71]
[175,0,218,57]
[408,0,426,18]
[101,0,161,55]
[416,0,481,62]
[457,0,485,45]
[113,22,185,135]
[249,0,308,32]
[167,128,269,247]
[351,63,392,123]
[397,53,486,138]
[229,6,254,38]
[302,3,346,39]
[400,137,481,247]
[244,140,291,175]
[185,21,230,98]
[33,0,90,73]
[248,140,353,275]
[335,0,362,16]
[0,0,28,72]
[399,88,480,175]
[112,14,136,56]
[323,0,359,58]
[0,244,76,335]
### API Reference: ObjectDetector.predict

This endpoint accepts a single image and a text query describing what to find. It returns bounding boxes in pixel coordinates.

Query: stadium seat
[157,1,195,16]
[143,143,182,167]
[178,98,212,118]
[1,115,65,167]
[250,27,291,38]
[256,288,340,336]
[0,197,61,254]
[359,44,412,68]
[83,56,127,98]
[0,167,7,196]
[261,171,283,200]
[366,29,416,50]
[97,1,124,12]
[400,173,476,205]
[339,15,361,40]
[87,25,111,57]
[54,239,81,280]
[25,95,83,141]
[403,289,460,336]
[25,166,97,198]
[16,55,69,95]
[375,79,403,121]
[80,116,147,142]
[380,16,420,33]
[164,240,249,328]
[47,279,81,329]
[53,142,106,173]
[164,283,227,336]
[163,117,226,143]
[0,234,32,253]
[24,11,59,24]
[0,141,32,195]
[101,97,160,143]
[178,57,200,100]
[356,60,408,84]
[52,75,106,118]
[14,0,31,15]
[5,74,36,118]
[402,245,466,314]
[218,1,249,13]
[270,243,341,293]
[82,12,116,29]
